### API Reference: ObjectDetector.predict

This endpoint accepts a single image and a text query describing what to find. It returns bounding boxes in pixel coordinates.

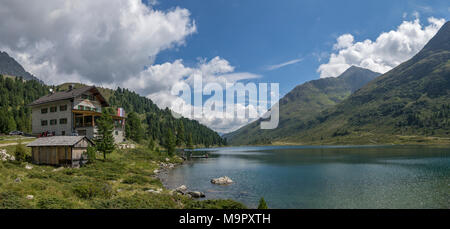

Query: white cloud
[0,0,196,84]
[122,57,262,133]
[318,17,445,78]
[267,58,303,71]
[333,34,354,50]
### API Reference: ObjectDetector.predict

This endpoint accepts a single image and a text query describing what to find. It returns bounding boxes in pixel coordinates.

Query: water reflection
[162,145,450,209]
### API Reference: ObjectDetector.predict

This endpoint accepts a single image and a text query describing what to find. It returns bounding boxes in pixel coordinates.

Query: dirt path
[0,140,34,147]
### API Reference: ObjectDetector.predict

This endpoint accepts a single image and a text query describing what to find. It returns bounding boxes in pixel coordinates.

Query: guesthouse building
[28,85,126,143]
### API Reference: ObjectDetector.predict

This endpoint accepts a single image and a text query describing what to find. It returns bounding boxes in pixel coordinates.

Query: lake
[159,145,450,209]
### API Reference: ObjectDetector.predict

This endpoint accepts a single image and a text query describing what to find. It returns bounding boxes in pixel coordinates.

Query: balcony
[72,109,125,129]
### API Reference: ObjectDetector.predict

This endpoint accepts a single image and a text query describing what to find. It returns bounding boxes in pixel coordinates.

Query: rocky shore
[154,157,207,199]
[155,156,234,200]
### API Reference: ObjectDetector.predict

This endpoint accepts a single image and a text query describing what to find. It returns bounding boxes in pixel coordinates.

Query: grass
[0,136,35,144]
[0,143,246,209]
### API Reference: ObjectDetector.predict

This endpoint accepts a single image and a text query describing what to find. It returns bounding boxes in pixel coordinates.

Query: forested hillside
[0,77,224,147]
[0,75,49,133]
[108,87,224,147]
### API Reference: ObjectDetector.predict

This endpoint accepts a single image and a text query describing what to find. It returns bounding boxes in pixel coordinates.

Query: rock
[146,188,162,194]
[26,195,34,200]
[25,164,33,170]
[211,176,233,185]
[14,177,21,183]
[175,185,187,193]
[165,158,170,162]
[153,169,160,174]
[0,149,15,161]
[117,189,122,193]
[187,191,205,198]
[52,167,64,172]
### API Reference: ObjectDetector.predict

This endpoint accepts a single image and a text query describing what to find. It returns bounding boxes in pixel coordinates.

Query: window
[115,130,118,135]
[81,94,94,100]
[61,131,65,136]
[50,119,57,125]
[78,105,84,110]
[41,120,48,126]
[78,129,86,136]
[60,105,67,111]
[81,95,94,101]
[41,108,48,114]
[50,106,57,112]
[60,118,68,124]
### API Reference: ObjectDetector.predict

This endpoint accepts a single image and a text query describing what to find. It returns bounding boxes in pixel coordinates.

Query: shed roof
[27,136,94,147]
[28,85,109,107]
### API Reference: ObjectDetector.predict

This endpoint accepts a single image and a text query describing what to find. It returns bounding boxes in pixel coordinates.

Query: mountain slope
[0,75,50,133]
[0,51,42,82]
[224,66,381,145]
[292,21,450,144]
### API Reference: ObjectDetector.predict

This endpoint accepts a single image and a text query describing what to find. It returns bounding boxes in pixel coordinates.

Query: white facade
[30,87,126,143]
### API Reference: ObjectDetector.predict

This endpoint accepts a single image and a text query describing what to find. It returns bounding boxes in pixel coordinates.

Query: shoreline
[155,157,209,199]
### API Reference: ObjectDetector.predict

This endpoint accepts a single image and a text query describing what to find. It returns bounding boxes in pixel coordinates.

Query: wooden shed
[27,136,94,167]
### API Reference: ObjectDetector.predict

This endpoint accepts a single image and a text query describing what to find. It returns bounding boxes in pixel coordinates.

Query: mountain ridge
[224,66,381,145]
[285,21,450,145]
[0,51,42,83]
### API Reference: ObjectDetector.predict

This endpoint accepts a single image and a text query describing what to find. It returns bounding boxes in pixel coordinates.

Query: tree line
[0,76,224,148]
[105,87,225,147]
[0,75,49,133]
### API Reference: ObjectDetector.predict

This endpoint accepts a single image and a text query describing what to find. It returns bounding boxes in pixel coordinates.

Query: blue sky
[152,0,449,96]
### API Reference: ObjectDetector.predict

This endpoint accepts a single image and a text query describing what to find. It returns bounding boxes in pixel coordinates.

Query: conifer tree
[96,111,115,160]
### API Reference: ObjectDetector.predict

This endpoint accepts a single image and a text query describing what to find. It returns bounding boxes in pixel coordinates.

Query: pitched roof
[28,85,109,107]
[26,136,94,147]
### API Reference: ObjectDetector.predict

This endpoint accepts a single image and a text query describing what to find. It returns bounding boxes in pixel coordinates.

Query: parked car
[9,130,23,135]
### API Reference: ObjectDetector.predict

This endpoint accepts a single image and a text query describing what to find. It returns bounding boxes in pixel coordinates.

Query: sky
[0,0,448,133]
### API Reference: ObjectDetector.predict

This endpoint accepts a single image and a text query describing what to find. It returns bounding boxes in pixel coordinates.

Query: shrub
[257,197,268,209]
[185,199,247,209]
[37,196,74,209]
[0,191,32,209]
[14,142,27,162]
[122,175,149,185]
[27,171,50,179]
[72,182,113,199]
[86,146,97,162]
[92,193,181,209]
[148,139,155,151]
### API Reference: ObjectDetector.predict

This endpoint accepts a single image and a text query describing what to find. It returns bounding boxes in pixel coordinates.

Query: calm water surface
[160,145,450,209]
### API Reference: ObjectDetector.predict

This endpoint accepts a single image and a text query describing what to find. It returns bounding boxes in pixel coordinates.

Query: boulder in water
[211,176,233,185]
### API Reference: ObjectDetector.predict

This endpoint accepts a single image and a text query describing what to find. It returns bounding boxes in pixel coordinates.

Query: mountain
[0,51,42,82]
[224,66,381,145]
[289,21,450,145]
